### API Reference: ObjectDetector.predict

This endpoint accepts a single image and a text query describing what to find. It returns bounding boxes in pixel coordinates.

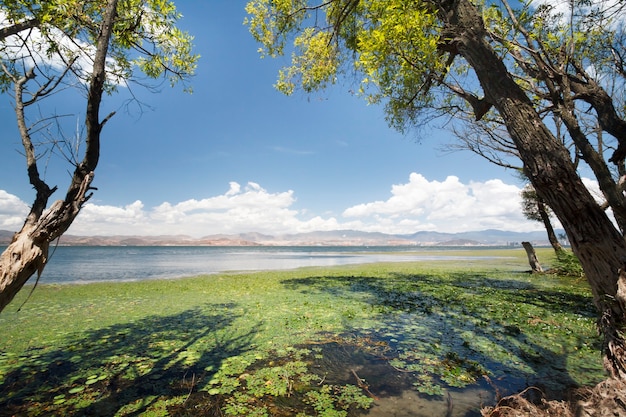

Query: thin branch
[24,57,79,106]
[443,81,492,120]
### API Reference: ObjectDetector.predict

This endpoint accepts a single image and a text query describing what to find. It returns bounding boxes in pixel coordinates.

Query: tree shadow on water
[0,303,258,416]
[281,271,604,403]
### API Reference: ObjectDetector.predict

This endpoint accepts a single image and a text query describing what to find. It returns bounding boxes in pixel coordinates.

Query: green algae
[0,248,605,416]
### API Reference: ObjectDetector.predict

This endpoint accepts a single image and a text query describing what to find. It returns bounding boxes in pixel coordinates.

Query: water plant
[0,248,605,416]
[208,348,373,416]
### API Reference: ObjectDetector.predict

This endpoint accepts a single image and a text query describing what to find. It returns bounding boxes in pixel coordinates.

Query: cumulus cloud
[342,174,536,234]
[0,11,126,86]
[0,174,580,237]
[63,182,344,236]
[69,201,149,235]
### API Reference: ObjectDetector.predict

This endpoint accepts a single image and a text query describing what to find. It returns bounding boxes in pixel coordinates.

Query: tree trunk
[521,242,543,273]
[536,201,563,253]
[0,225,48,310]
[0,175,95,311]
[441,0,626,379]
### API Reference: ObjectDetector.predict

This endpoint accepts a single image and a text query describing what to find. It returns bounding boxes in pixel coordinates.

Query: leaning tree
[245,0,626,383]
[520,183,563,254]
[0,0,197,312]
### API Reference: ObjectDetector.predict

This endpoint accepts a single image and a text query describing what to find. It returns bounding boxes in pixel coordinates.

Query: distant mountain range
[0,229,559,247]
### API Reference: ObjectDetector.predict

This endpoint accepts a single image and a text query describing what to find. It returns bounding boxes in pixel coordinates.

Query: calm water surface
[8,245,501,284]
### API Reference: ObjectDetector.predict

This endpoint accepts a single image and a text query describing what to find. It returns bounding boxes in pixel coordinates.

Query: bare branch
[13,66,55,221]
[443,82,492,120]
[23,57,79,106]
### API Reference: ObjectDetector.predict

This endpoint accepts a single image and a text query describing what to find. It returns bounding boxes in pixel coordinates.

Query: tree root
[481,378,626,417]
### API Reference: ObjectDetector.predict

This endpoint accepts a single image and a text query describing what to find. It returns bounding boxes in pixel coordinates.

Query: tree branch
[443,82,492,120]
[13,67,55,222]
[23,57,78,106]
[0,18,39,41]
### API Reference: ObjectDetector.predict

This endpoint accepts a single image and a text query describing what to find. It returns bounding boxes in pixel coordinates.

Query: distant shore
[13,245,525,285]
[0,228,555,247]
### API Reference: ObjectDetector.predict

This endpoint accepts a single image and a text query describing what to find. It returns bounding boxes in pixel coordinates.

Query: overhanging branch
[0,18,39,41]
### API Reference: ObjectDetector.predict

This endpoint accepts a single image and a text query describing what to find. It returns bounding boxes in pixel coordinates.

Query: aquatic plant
[0,249,605,415]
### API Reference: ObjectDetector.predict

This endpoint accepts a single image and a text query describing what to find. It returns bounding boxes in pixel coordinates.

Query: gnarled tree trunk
[440,0,626,379]
[0,175,95,311]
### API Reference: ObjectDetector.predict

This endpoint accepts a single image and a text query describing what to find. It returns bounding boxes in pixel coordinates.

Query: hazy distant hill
[0,228,557,247]
[400,229,555,245]
[0,230,14,243]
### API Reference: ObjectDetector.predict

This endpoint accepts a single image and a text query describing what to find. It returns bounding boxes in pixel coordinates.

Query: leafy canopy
[1,0,198,92]
[245,0,623,135]
[245,0,448,131]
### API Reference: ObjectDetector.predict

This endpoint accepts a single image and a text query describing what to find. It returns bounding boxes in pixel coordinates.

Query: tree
[0,0,197,312]
[245,0,626,382]
[520,184,563,254]
[521,241,543,273]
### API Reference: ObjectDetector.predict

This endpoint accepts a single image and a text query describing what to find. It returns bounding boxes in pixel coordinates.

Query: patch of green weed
[0,248,606,415]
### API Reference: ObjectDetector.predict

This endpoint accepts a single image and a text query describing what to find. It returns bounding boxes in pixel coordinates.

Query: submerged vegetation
[0,248,605,416]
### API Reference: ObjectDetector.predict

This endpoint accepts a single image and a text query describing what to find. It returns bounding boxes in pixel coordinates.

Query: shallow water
[302,342,494,417]
[367,388,490,417]
[31,246,502,284]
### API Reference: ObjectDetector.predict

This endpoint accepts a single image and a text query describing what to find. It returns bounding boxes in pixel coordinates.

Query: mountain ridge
[0,229,558,247]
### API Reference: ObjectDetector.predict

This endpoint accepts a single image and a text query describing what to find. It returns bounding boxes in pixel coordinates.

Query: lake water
[6,245,501,284]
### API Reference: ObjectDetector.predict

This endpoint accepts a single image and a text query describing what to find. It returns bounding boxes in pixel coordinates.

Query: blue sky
[0,1,560,237]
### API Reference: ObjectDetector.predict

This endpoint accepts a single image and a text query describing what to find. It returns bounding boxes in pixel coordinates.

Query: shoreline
[24,246,531,285]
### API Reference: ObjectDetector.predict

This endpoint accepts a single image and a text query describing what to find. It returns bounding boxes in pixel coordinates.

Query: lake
[4,245,504,284]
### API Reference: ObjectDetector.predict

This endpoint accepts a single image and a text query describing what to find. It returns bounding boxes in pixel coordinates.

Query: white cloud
[342,174,537,234]
[529,0,625,29]
[69,201,149,235]
[0,174,574,237]
[0,190,29,230]
[581,177,604,204]
[0,11,126,86]
[66,181,338,236]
